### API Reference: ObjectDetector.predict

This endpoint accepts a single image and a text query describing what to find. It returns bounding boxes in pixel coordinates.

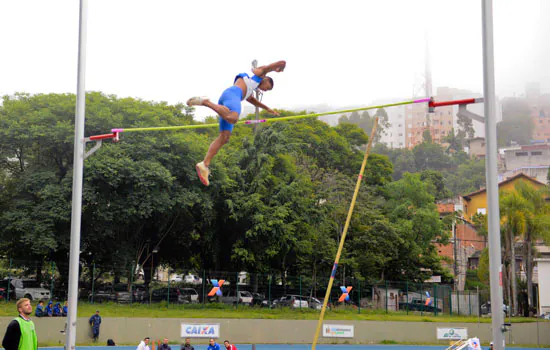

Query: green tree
[500,189,530,315]
[514,182,550,314]
[383,173,449,282]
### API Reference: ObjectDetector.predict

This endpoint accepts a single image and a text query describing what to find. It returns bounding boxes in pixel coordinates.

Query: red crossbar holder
[428,97,484,112]
[83,132,120,159]
[87,132,120,142]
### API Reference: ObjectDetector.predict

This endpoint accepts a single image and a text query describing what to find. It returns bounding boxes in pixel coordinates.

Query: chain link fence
[0,258,486,316]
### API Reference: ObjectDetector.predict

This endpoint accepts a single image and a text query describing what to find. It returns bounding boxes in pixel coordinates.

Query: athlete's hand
[267,108,280,116]
[274,60,286,72]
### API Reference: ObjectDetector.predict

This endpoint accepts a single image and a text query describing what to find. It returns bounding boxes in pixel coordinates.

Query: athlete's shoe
[196,161,210,186]
[186,96,209,107]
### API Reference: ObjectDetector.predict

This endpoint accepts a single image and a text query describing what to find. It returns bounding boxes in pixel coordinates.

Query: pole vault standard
[66,0,88,349]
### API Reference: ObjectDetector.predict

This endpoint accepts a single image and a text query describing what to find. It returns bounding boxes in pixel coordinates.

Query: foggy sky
[0,0,548,121]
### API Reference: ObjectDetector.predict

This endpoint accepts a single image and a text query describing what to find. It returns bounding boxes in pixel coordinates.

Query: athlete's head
[259,76,274,91]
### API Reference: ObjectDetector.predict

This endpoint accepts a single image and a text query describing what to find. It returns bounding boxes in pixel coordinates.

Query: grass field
[0,301,544,323]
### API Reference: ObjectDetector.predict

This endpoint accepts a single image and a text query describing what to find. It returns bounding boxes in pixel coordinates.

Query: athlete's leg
[187,97,239,124]
[203,131,231,167]
[196,131,231,186]
[202,100,239,124]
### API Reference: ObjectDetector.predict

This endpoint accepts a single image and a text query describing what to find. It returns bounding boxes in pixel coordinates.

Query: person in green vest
[2,298,38,350]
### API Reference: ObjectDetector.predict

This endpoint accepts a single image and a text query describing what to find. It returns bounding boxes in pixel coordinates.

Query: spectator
[45,301,53,317]
[159,338,171,350]
[489,342,493,350]
[62,302,68,317]
[137,337,150,350]
[2,298,38,350]
[207,339,220,350]
[88,310,101,342]
[107,339,116,346]
[53,302,62,317]
[223,340,237,350]
[181,338,194,350]
[34,301,45,318]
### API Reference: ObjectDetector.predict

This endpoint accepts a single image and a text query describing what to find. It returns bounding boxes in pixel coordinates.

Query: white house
[535,258,550,315]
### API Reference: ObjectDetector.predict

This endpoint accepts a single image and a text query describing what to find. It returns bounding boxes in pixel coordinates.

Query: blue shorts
[218,86,242,132]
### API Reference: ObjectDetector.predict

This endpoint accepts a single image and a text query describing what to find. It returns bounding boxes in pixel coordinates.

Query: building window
[408,133,412,137]
[398,133,403,136]
[531,151,542,156]
[477,208,487,215]
[515,152,528,156]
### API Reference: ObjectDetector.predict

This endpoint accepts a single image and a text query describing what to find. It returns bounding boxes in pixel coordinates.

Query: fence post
[468,290,471,316]
[299,276,302,309]
[385,280,388,313]
[457,289,460,316]
[50,262,55,299]
[167,278,170,307]
[405,280,409,315]
[91,262,96,304]
[202,270,206,308]
[236,271,239,308]
[449,286,452,316]
[130,261,135,304]
[434,284,438,316]
[7,258,12,302]
[420,282,424,316]
[268,274,272,309]
[358,280,361,314]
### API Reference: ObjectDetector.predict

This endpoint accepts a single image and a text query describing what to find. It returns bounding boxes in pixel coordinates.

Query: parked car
[210,291,253,306]
[307,296,323,310]
[480,302,509,316]
[88,284,131,303]
[398,298,442,313]
[180,288,199,303]
[10,279,50,301]
[132,285,148,303]
[150,287,181,303]
[277,295,309,308]
[184,274,203,285]
[252,292,271,307]
[0,280,17,300]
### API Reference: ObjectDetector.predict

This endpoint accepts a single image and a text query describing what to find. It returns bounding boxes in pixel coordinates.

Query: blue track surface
[40,345,540,350]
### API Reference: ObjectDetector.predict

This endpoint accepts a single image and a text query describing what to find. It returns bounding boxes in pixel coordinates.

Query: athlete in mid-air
[187,60,286,186]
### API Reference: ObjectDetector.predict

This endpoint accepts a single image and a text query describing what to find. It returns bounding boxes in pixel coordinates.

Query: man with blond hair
[2,298,37,350]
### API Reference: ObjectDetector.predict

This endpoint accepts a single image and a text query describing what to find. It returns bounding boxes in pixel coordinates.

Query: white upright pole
[481,1,505,349]
[66,0,88,348]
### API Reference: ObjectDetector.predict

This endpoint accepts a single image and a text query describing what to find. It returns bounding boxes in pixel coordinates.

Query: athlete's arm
[246,96,280,116]
[252,60,286,77]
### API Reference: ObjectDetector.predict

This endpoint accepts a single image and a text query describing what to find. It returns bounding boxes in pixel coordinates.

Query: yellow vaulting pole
[311,117,378,350]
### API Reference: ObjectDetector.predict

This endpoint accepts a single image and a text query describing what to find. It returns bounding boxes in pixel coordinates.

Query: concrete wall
[1,317,549,346]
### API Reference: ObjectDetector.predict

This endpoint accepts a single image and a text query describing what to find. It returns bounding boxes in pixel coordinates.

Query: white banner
[181,323,220,338]
[437,327,468,340]
[323,324,354,338]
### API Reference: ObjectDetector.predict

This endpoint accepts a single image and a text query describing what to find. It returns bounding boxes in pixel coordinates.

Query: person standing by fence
[2,298,38,350]
[89,310,102,342]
